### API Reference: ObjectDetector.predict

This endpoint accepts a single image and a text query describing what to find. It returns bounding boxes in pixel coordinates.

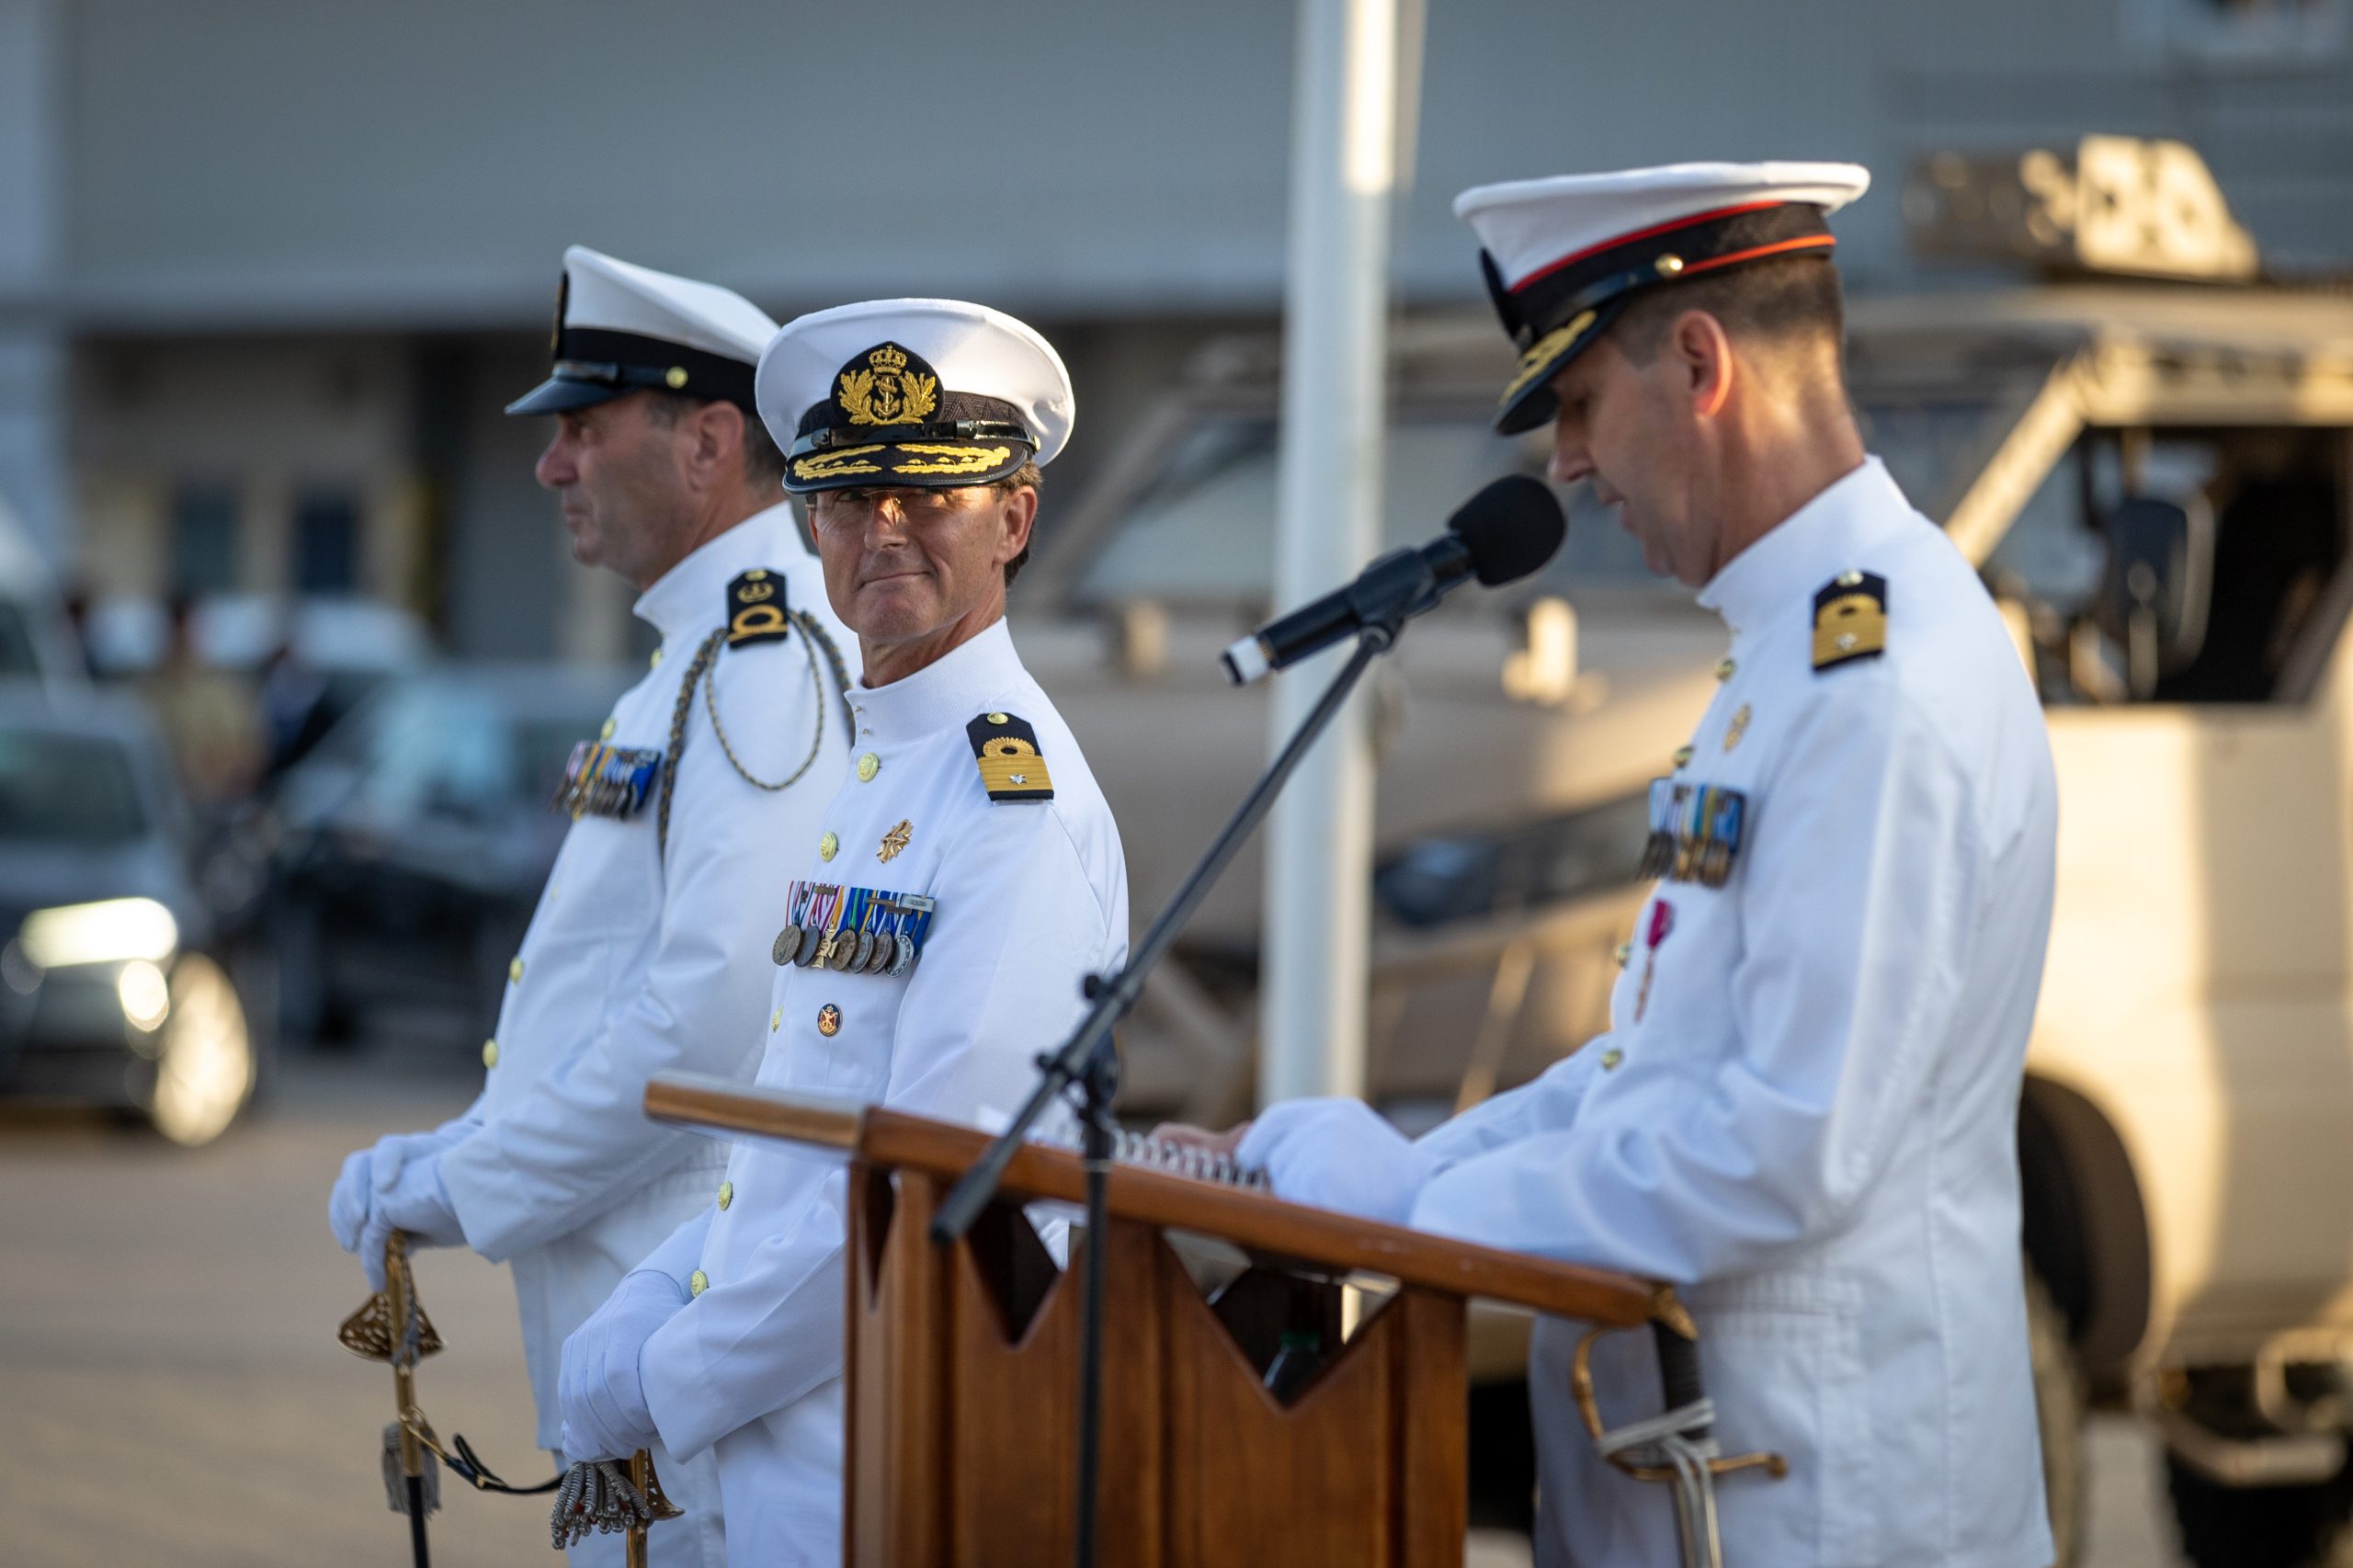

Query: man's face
[807,483,1034,650]
[1545,332,1719,587]
[533,393,688,586]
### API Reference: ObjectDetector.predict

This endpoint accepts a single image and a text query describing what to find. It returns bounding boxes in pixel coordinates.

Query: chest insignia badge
[1812,570,1887,672]
[817,1003,842,1037]
[1640,778,1749,889]
[552,741,662,821]
[1722,703,1752,752]
[1633,899,1675,1024]
[967,711,1055,801]
[878,820,913,863]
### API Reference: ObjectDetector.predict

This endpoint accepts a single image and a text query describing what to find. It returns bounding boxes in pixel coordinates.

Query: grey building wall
[47,0,2353,337]
[17,0,2353,651]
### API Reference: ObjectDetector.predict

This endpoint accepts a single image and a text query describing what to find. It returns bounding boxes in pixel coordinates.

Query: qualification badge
[967,711,1054,801]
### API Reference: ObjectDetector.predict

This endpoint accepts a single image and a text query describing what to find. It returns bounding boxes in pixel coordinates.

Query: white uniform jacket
[1411,460,2060,1568]
[438,502,852,1461]
[635,617,1130,1565]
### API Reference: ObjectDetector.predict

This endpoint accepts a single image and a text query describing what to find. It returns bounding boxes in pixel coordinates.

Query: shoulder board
[1812,570,1887,673]
[726,568,790,647]
[966,710,1054,802]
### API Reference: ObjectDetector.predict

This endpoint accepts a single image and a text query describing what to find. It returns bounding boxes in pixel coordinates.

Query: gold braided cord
[655,609,856,858]
[702,618,828,793]
[655,631,725,860]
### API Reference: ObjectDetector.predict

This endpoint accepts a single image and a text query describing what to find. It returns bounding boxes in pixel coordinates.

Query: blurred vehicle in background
[265,662,633,1049]
[84,592,432,779]
[1029,139,2353,1565]
[0,684,256,1145]
[0,499,88,689]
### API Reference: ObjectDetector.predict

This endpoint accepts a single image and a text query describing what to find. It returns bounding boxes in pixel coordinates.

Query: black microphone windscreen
[1449,474,1567,587]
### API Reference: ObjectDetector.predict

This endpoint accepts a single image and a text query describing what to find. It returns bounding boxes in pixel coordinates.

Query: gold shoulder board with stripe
[966,710,1054,802]
[1812,570,1886,672]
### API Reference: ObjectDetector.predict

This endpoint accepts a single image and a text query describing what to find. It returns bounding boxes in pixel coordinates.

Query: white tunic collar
[1695,456,1905,639]
[631,501,812,646]
[851,616,1026,745]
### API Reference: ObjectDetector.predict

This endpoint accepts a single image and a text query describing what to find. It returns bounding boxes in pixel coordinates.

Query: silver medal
[772,926,803,967]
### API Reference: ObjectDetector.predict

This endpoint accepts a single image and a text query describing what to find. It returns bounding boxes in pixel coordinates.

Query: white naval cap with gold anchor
[1456,161,1871,435]
[756,298,1075,494]
[506,245,779,416]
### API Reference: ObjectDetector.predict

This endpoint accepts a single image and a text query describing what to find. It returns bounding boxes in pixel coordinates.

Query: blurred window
[171,485,241,597]
[294,491,361,595]
[1857,395,2008,524]
[0,604,38,677]
[0,728,148,846]
[1376,790,1653,929]
[1991,426,2347,705]
[358,683,514,818]
[1073,412,1680,607]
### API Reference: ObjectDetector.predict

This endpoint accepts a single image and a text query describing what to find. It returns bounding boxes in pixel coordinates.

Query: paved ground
[2,1051,2190,1567]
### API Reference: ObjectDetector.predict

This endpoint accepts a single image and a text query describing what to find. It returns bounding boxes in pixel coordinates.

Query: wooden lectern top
[644,1073,1666,1330]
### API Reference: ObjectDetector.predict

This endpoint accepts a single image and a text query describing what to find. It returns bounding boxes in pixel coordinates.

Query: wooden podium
[646,1075,1677,1567]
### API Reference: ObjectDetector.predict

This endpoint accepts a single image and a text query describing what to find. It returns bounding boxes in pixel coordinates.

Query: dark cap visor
[505,373,636,417]
[1492,296,1628,435]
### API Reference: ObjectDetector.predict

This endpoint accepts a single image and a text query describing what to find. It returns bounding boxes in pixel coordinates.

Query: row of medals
[770,895,930,977]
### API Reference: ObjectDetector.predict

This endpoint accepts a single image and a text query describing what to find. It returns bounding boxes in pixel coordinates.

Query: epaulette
[1812,570,1886,672]
[726,568,790,647]
[966,710,1054,802]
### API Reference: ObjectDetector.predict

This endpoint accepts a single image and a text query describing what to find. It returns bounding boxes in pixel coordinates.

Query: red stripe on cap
[1678,233,1836,276]
[1509,199,1788,293]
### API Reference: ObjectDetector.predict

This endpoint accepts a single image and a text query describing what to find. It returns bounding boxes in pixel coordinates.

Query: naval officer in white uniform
[1204,165,2062,1567]
[554,299,1129,1564]
[327,246,853,1565]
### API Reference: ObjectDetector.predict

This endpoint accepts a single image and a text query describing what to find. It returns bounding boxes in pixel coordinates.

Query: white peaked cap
[506,246,778,415]
[559,246,779,364]
[1452,161,1870,432]
[758,299,1074,494]
[1455,162,1870,290]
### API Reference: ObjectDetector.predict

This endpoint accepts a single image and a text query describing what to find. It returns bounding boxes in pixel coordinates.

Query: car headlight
[117,959,172,1030]
[17,897,180,969]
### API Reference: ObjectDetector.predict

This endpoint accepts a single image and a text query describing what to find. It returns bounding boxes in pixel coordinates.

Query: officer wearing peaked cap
[555,299,1127,1562]
[328,245,854,1566]
[1198,165,2063,1567]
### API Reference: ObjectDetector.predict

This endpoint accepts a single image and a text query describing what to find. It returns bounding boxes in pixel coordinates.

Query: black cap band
[551,327,758,410]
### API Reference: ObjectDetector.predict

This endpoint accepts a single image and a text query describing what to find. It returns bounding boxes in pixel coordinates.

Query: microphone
[1221,474,1566,685]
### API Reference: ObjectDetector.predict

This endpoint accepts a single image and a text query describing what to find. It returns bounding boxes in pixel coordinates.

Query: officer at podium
[1208,164,2062,1568]
[553,299,1130,1563]
[326,246,853,1566]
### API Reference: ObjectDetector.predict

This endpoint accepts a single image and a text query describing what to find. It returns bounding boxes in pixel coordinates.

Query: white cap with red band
[1455,162,1870,290]
[1454,161,1871,433]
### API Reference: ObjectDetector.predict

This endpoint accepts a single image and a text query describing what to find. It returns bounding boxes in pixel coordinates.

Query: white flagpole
[1258,0,1410,1107]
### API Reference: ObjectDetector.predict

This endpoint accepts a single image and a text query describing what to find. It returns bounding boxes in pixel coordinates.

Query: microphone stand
[931,614,1408,1568]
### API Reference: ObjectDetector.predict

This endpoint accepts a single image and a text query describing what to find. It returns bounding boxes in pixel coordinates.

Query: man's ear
[1675,309,1736,419]
[995,485,1039,568]
[683,400,747,490]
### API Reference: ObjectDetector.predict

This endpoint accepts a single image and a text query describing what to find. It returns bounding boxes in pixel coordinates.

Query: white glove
[357,1150,467,1290]
[329,1121,476,1253]
[558,1269,689,1463]
[1238,1098,1437,1226]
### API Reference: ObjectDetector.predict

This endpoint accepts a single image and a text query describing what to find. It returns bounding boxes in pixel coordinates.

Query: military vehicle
[1014,138,2353,1565]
